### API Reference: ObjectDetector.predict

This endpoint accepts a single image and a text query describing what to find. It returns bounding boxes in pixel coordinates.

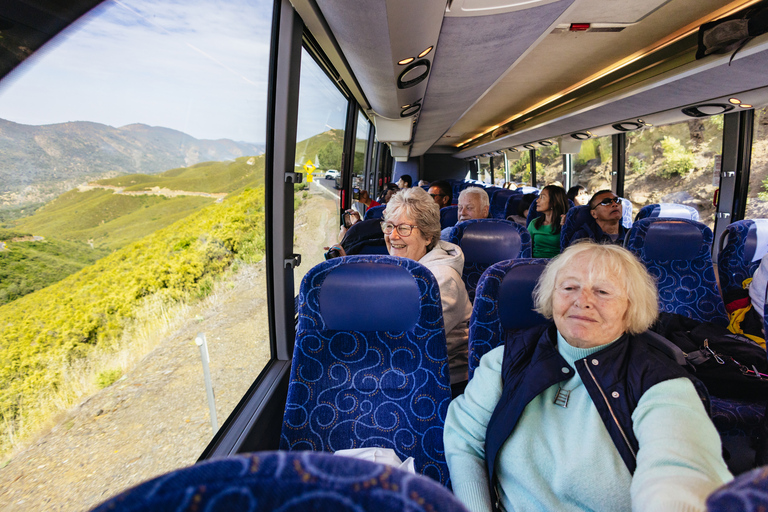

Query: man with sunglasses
[428,180,452,208]
[571,190,627,245]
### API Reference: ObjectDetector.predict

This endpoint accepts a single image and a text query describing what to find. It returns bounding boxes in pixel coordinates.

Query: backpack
[651,313,768,400]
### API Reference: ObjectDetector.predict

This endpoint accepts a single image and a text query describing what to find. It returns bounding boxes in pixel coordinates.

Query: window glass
[353,111,370,211]
[535,144,563,188]
[745,106,768,220]
[477,156,492,183]
[623,118,722,229]
[505,149,530,186]
[293,48,347,294]
[568,135,613,197]
[0,0,273,508]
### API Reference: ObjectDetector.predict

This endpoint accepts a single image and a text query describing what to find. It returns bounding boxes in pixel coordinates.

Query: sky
[0,0,347,144]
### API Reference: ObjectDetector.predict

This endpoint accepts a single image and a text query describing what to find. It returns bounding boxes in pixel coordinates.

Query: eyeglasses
[381,222,418,237]
[429,193,446,199]
[591,197,621,209]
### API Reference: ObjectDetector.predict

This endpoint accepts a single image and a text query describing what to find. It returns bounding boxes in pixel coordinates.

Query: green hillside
[295,129,343,170]
[0,231,109,305]
[13,155,265,249]
[0,186,266,454]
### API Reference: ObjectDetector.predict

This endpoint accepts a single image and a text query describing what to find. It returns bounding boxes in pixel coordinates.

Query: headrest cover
[498,263,548,330]
[747,219,768,262]
[461,222,523,265]
[319,263,420,331]
[644,221,703,261]
[657,203,700,221]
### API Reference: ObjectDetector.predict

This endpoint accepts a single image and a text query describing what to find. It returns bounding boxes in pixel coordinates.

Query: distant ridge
[0,119,265,206]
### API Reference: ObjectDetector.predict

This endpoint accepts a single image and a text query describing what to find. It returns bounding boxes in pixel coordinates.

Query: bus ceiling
[291,0,767,161]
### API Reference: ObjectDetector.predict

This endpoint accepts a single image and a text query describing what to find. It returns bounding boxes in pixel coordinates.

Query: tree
[318,142,342,170]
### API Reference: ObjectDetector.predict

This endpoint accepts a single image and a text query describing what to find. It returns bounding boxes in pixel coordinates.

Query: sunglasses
[592,197,621,209]
[381,222,418,237]
[429,193,446,198]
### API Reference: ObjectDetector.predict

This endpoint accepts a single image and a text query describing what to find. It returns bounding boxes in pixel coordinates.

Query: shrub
[96,368,123,389]
[659,136,696,178]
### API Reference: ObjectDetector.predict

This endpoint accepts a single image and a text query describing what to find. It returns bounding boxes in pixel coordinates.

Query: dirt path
[77,183,228,200]
[0,185,338,512]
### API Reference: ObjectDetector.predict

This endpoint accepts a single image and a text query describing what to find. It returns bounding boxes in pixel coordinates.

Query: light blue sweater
[444,333,732,512]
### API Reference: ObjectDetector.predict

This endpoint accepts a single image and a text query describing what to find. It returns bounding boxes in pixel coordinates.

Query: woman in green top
[527,185,569,258]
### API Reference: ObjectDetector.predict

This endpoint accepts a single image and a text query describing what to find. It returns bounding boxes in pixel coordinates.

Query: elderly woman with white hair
[444,242,732,512]
[382,187,472,396]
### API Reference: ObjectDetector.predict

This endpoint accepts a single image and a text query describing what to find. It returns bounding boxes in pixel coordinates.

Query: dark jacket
[484,324,702,506]
[571,221,627,245]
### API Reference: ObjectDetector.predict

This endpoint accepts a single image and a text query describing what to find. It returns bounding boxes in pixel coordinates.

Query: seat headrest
[460,221,523,265]
[746,219,768,262]
[498,262,547,330]
[318,262,420,331]
[656,203,699,221]
[643,221,704,261]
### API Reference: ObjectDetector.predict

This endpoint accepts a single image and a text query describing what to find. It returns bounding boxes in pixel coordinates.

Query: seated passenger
[397,174,413,189]
[567,184,590,206]
[428,180,453,208]
[358,189,380,212]
[383,187,472,396]
[508,192,536,226]
[444,242,732,512]
[440,186,490,240]
[377,183,400,204]
[571,190,627,245]
[526,185,568,258]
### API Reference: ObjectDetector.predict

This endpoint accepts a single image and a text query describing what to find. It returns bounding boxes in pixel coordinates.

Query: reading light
[729,98,741,104]
[523,144,536,150]
[418,46,433,58]
[401,104,411,109]
[612,121,644,132]
[398,57,414,65]
[539,140,553,147]
[740,104,753,108]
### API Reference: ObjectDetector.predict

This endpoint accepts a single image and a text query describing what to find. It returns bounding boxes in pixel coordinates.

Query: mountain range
[0,119,264,206]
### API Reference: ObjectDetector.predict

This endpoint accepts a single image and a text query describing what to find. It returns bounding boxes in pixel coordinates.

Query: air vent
[681,103,734,118]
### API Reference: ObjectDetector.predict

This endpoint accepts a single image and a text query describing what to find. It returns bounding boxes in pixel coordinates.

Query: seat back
[718,219,768,298]
[468,259,549,378]
[560,205,593,250]
[364,204,386,220]
[440,205,459,230]
[489,189,516,219]
[706,464,768,511]
[635,203,700,222]
[281,256,451,484]
[90,451,469,512]
[625,218,728,326]
[447,219,532,302]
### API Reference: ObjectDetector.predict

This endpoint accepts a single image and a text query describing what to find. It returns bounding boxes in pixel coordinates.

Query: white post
[195,332,218,433]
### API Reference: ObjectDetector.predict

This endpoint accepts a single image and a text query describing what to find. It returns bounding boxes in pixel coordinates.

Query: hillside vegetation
[295,129,343,170]
[0,232,108,305]
[0,186,266,455]
[13,156,265,250]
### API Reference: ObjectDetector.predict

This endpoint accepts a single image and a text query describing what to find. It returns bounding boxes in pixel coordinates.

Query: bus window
[505,149,529,186]
[0,0,274,508]
[354,110,369,196]
[292,47,347,293]
[623,117,723,229]
[477,156,491,183]
[571,135,612,196]
[745,106,768,220]
[535,144,563,187]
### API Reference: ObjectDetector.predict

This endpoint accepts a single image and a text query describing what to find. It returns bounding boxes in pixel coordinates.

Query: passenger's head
[428,180,452,208]
[359,190,371,203]
[589,190,622,225]
[457,187,490,222]
[533,242,658,347]
[397,174,412,189]
[381,183,399,203]
[567,185,590,206]
[382,187,441,261]
[519,193,537,218]
[418,180,430,187]
[534,185,569,234]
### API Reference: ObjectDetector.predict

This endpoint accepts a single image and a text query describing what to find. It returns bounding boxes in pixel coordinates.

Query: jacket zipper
[582,359,636,461]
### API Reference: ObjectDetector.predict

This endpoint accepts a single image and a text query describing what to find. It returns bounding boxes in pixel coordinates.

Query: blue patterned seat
[625,218,728,326]
[447,219,532,303]
[560,205,592,250]
[619,197,634,229]
[710,396,766,438]
[281,256,452,485]
[635,203,700,222]
[707,465,768,511]
[440,205,458,230]
[489,189,517,219]
[364,204,386,220]
[718,219,768,298]
[89,451,469,512]
[468,258,549,378]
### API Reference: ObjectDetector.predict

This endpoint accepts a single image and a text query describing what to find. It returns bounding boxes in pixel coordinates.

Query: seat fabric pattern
[281,256,452,485]
[489,189,516,219]
[706,465,768,512]
[718,220,768,298]
[710,396,767,437]
[440,205,458,230]
[468,258,549,378]
[626,218,728,326]
[364,204,386,220]
[448,220,532,303]
[560,205,592,250]
[90,451,470,512]
[635,203,700,222]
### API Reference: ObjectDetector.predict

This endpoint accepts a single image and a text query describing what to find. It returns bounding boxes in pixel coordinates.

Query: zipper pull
[703,339,725,364]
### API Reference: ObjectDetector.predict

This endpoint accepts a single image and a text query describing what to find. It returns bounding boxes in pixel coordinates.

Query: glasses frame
[380,221,418,237]
[591,197,621,209]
